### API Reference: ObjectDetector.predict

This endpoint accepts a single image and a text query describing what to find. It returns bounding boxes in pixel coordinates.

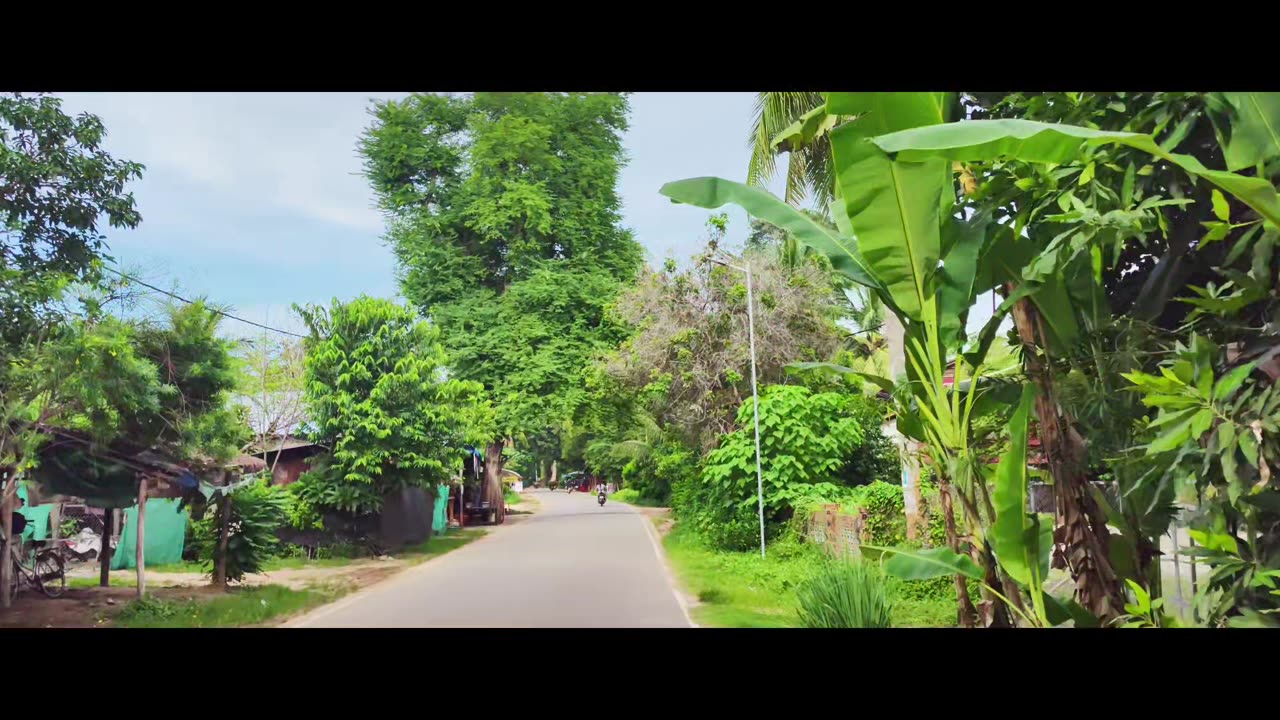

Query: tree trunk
[938,476,978,628]
[100,509,114,588]
[1009,294,1125,622]
[550,459,558,489]
[136,479,147,599]
[484,441,505,509]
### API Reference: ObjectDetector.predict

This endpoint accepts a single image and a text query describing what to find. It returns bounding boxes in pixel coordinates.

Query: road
[288,489,694,628]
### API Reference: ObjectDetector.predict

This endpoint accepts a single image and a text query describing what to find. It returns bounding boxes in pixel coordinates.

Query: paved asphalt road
[288,489,693,628]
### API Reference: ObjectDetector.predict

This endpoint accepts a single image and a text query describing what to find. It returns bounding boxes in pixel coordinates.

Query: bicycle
[2,535,66,603]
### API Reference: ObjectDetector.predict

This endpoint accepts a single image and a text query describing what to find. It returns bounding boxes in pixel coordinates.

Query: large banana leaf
[868,118,1280,229]
[826,92,952,322]
[784,362,895,393]
[1220,92,1280,172]
[657,177,885,292]
[861,543,984,581]
[830,131,948,321]
[824,93,951,136]
[989,384,1051,588]
[937,211,993,348]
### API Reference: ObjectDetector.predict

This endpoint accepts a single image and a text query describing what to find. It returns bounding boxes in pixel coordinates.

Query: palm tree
[746,92,832,209]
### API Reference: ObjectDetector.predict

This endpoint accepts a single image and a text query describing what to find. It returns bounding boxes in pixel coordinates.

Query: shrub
[194,479,288,584]
[796,559,893,628]
[611,488,640,504]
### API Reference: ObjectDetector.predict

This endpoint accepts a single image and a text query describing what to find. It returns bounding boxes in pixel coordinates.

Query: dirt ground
[635,506,675,536]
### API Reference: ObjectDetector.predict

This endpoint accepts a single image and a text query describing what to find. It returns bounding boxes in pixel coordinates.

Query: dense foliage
[195,480,288,584]
[0,92,144,348]
[606,222,841,450]
[360,93,643,469]
[293,296,492,516]
[679,385,892,550]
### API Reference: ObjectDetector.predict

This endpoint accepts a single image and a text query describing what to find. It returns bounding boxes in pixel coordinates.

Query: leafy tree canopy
[360,92,644,449]
[293,296,494,515]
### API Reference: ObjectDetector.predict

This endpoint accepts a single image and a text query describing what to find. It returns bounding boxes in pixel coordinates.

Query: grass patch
[400,528,485,566]
[504,488,523,506]
[145,560,206,574]
[115,584,346,628]
[68,575,148,589]
[662,525,958,628]
[611,488,667,507]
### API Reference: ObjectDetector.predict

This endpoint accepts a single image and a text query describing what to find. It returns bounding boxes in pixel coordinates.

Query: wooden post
[136,479,147,598]
[99,509,114,587]
[1,486,13,609]
[49,503,62,541]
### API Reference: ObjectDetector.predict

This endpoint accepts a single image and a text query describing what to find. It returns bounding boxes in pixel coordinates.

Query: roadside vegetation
[7,90,1280,629]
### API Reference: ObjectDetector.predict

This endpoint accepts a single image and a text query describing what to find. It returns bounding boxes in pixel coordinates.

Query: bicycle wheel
[35,550,66,598]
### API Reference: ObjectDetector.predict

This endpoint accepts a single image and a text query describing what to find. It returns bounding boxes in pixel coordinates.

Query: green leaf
[784,362,894,393]
[862,544,984,581]
[1212,190,1231,223]
[1220,92,1280,172]
[937,211,992,347]
[1239,431,1260,468]
[824,92,950,135]
[659,177,885,293]
[1214,362,1257,401]
[1042,593,1100,628]
[1078,162,1096,186]
[867,118,1280,229]
[990,384,1039,587]
[771,103,837,152]
[1121,163,1136,206]
[829,126,946,321]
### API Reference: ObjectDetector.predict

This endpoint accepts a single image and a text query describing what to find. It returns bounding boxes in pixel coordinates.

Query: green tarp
[111,499,189,570]
[16,484,52,542]
[433,484,449,533]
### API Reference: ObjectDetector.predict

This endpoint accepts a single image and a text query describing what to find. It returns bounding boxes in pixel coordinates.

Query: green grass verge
[399,528,485,566]
[114,584,347,628]
[662,526,958,628]
[610,488,667,507]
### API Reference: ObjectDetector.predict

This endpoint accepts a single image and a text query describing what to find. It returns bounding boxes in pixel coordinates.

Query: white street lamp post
[712,256,766,558]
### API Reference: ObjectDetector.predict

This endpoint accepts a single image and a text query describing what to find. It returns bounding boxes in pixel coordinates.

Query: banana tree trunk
[1009,295,1125,622]
[937,475,978,628]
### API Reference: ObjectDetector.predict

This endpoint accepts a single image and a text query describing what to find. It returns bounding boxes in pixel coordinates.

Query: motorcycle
[597,488,607,507]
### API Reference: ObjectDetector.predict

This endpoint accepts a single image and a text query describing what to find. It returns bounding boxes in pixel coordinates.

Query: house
[244,435,326,486]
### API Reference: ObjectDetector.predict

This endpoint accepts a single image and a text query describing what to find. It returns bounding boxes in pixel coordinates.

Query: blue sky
[54,92,1000,339]
[55,92,788,338]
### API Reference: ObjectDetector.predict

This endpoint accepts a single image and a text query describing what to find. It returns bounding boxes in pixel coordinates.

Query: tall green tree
[293,296,493,517]
[0,93,144,348]
[360,92,643,496]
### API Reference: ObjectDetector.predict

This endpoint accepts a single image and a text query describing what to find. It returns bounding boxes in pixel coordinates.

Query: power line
[102,266,308,339]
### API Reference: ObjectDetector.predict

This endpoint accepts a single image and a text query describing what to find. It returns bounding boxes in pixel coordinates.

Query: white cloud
[58,92,404,232]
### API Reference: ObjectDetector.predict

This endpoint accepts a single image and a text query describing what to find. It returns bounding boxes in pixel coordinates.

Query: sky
[54,92,998,339]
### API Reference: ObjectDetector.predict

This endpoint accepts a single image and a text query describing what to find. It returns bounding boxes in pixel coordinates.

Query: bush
[194,479,288,584]
[796,559,893,628]
[611,488,640,504]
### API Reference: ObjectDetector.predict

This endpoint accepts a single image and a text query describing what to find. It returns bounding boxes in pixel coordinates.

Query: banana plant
[662,91,1280,625]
